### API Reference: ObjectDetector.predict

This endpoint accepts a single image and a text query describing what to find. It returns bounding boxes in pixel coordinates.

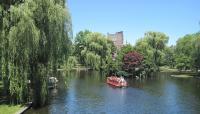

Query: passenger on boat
[120,76,125,82]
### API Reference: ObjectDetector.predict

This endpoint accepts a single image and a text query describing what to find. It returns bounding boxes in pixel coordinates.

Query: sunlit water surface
[25,71,200,114]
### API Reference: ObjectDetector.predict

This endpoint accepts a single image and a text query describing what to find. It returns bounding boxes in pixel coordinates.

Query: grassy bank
[0,80,24,114]
[61,64,92,71]
[159,66,199,78]
[160,66,178,72]
[0,104,24,114]
[170,74,193,78]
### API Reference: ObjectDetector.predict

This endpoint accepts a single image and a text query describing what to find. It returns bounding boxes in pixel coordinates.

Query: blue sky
[67,0,200,45]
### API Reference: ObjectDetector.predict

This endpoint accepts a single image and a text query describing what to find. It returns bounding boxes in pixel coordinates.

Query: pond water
[25,71,200,114]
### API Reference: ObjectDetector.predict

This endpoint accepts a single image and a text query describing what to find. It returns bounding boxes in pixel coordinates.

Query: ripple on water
[25,71,200,114]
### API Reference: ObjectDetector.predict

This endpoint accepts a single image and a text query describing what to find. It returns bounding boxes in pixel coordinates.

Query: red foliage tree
[122,51,143,73]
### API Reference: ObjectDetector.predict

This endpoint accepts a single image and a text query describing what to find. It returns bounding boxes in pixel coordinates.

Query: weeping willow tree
[64,56,77,70]
[75,31,116,70]
[135,32,168,71]
[0,0,72,107]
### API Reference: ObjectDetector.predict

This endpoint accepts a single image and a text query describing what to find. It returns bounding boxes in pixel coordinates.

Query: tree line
[73,30,200,77]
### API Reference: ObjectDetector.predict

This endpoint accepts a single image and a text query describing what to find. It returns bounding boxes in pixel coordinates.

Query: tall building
[107,31,124,49]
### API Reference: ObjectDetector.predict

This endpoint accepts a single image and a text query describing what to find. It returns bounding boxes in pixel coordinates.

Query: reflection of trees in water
[130,78,145,88]
[71,71,105,108]
[62,71,79,88]
[49,88,58,98]
[170,76,200,98]
[129,72,171,96]
[131,72,200,104]
[60,70,105,89]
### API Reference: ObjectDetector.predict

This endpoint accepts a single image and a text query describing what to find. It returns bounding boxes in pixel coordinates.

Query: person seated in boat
[120,76,125,82]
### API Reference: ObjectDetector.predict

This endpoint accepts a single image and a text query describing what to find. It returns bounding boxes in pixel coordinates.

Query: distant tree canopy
[193,34,200,71]
[135,31,169,71]
[0,0,72,107]
[114,44,135,69]
[74,30,116,70]
[175,32,200,71]
[163,46,175,68]
[133,31,200,73]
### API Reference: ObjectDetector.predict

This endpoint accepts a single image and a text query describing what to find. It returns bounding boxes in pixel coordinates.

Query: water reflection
[25,71,200,114]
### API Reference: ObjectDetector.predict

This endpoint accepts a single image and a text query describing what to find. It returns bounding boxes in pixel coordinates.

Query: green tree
[135,31,168,71]
[163,46,175,68]
[115,44,135,70]
[175,54,192,71]
[64,56,78,70]
[74,30,91,64]
[0,0,72,107]
[135,38,153,67]
[74,31,116,70]
[192,32,200,72]
[145,32,169,71]
[175,34,194,70]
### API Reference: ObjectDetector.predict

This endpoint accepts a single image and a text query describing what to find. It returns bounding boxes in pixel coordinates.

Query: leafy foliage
[74,31,116,70]
[174,32,200,71]
[122,51,143,74]
[0,0,72,107]
[163,46,175,68]
[192,33,200,71]
[116,71,129,77]
[64,56,77,71]
[115,44,134,69]
[135,31,168,71]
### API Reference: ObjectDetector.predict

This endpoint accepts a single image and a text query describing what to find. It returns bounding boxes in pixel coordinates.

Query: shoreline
[15,102,32,114]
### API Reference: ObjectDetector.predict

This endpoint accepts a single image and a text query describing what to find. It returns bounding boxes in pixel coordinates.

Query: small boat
[107,76,128,87]
[48,77,58,89]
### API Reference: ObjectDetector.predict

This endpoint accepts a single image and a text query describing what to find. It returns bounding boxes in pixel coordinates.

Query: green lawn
[160,66,178,72]
[0,80,24,114]
[0,104,23,114]
[170,74,193,78]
